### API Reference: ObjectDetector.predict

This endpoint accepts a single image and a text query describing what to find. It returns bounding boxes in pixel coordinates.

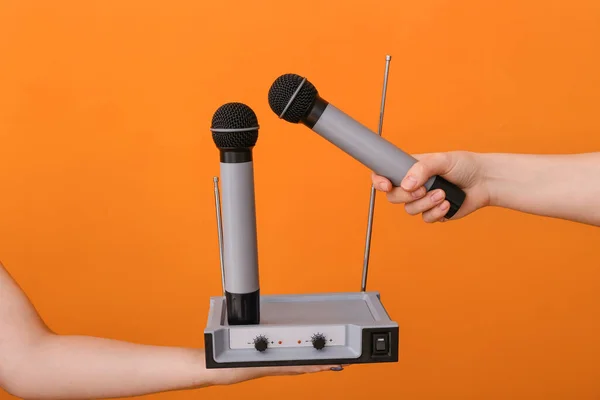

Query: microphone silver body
[220,158,260,325]
[299,96,465,218]
[311,104,435,189]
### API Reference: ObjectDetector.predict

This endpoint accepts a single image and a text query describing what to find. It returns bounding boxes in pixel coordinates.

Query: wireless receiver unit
[204,56,399,368]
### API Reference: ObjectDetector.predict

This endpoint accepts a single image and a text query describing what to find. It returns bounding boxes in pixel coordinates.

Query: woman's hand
[371,151,491,223]
[210,364,345,386]
[0,262,344,399]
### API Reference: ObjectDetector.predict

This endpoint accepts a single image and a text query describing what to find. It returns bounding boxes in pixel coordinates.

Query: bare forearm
[3,334,214,399]
[479,152,600,226]
[1,261,337,399]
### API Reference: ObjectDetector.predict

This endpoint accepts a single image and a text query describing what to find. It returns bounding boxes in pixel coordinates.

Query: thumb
[400,153,454,191]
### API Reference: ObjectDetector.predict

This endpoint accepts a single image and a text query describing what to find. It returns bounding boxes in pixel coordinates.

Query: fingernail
[440,201,449,210]
[411,187,426,198]
[401,175,417,190]
[378,182,389,191]
[330,366,344,371]
[431,189,445,202]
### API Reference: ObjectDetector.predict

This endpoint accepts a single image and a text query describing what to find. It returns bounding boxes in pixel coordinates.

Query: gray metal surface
[312,104,436,189]
[219,161,260,294]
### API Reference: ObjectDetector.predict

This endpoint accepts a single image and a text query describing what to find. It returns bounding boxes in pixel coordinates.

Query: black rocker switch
[372,333,389,355]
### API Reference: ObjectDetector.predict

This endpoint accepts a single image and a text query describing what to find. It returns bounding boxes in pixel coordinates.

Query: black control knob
[311,333,326,350]
[253,335,269,352]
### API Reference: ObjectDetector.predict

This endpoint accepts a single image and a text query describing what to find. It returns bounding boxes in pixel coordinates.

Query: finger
[303,365,340,373]
[404,188,446,215]
[422,200,451,223]
[306,364,345,372]
[400,153,454,192]
[385,185,427,204]
[371,172,392,192]
[278,364,341,374]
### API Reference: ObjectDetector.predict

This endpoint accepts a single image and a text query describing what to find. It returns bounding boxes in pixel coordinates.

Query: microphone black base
[204,291,399,369]
[429,176,466,219]
[226,289,260,325]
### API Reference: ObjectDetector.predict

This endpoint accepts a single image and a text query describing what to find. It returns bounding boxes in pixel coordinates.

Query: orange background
[1,1,599,399]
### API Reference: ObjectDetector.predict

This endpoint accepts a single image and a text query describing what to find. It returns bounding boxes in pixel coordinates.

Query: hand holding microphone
[267,73,467,219]
[372,151,489,223]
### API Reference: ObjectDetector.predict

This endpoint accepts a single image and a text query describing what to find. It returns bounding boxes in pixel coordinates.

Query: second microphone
[267,73,466,219]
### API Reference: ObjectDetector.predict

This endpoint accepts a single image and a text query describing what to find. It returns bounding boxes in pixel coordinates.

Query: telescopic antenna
[213,176,226,295]
[361,54,392,292]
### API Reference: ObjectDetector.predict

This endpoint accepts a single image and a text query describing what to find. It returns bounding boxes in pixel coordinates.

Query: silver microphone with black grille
[267,74,466,219]
[210,102,261,325]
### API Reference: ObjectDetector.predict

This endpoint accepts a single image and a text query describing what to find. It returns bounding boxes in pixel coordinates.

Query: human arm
[371,151,600,227]
[0,262,339,399]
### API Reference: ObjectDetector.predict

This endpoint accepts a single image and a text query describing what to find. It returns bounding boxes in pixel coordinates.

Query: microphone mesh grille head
[268,74,318,123]
[210,102,259,149]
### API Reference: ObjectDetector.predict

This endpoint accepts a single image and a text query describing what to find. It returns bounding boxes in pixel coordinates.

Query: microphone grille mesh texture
[268,74,318,123]
[210,102,259,149]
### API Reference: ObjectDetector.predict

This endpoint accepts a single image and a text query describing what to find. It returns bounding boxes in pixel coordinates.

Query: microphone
[210,102,261,325]
[267,74,466,219]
